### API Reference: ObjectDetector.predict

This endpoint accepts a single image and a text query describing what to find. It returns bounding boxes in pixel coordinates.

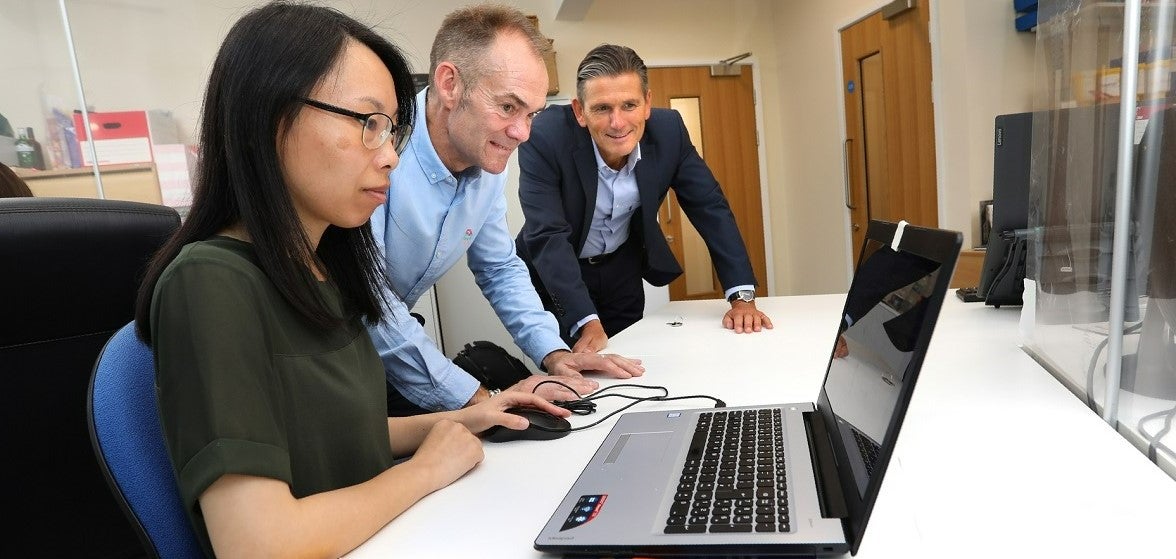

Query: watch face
[732,290,755,303]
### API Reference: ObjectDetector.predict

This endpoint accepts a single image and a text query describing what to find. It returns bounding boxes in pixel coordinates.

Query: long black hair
[135,1,415,342]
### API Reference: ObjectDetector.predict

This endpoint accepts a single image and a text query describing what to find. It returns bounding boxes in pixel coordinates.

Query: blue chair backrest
[88,322,204,558]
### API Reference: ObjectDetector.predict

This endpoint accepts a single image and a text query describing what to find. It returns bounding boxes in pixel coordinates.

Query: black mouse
[482,407,572,443]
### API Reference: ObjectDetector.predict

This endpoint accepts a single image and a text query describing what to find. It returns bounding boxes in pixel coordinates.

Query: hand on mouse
[456,391,571,434]
[542,350,645,380]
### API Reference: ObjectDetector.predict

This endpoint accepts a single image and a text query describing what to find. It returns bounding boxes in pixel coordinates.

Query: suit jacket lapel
[635,135,660,242]
[572,140,598,253]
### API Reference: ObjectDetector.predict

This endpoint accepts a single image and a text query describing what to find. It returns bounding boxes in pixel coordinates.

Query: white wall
[932,0,1037,250]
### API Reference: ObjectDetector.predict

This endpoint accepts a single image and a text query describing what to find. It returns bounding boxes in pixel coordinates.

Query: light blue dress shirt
[367,88,568,411]
[579,142,642,259]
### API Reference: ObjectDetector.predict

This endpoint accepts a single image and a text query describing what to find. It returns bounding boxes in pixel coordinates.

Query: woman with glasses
[134,2,567,556]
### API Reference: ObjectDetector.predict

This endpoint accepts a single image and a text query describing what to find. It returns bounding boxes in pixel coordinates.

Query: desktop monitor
[976,111,1032,307]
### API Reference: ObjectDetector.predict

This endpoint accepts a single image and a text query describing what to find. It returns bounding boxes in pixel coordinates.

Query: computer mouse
[482,407,572,443]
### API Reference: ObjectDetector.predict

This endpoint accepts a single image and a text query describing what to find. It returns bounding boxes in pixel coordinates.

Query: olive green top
[151,237,393,555]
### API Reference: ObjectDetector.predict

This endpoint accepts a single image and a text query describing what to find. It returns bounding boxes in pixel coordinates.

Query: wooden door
[647,65,767,301]
[840,3,938,265]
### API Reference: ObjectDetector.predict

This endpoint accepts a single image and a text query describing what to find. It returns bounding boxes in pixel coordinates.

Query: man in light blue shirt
[368,5,643,416]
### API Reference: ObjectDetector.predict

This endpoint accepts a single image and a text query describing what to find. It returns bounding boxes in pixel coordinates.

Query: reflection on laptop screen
[825,237,942,498]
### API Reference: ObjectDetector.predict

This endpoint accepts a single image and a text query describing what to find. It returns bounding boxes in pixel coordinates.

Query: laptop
[535,219,962,557]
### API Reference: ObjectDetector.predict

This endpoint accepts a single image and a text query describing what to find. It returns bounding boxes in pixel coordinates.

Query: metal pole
[58,0,104,198]
[1103,0,1144,423]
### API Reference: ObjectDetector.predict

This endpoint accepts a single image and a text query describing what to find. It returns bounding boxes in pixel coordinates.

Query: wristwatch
[727,289,756,304]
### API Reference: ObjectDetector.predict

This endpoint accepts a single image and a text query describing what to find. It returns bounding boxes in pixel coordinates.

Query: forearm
[203,469,439,559]
[387,412,462,456]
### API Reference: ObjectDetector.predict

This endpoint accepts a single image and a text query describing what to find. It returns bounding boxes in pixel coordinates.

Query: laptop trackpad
[604,432,672,465]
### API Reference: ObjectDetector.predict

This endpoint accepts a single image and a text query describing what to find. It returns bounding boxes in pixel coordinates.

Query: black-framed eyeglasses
[299,97,412,153]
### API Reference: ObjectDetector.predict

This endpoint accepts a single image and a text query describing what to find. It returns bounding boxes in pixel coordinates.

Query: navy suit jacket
[516,104,757,334]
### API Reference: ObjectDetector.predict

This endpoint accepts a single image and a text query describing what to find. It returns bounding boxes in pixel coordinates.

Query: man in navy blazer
[516,44,772,353]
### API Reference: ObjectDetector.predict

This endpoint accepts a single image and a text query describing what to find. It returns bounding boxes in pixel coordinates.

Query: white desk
[347,296,1176,558]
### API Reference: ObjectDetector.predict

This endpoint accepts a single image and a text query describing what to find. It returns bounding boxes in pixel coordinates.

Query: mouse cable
[1083,321,1144,410]
[532,380,667,415]
[1135,402,1176,462]
[530,380,726,432]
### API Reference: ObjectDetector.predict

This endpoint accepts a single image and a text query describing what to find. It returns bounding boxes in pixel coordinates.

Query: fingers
[414,420,483,487]
[582,354,644,379]
[607,354,645,377]
[531,376,597,400]
[726,309,773,333]
[497,392,572,418]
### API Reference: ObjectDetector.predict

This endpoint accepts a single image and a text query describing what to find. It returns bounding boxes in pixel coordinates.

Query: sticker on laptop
[561,494,607,531]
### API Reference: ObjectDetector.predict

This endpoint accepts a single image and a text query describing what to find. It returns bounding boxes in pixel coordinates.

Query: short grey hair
[575,44,648,101]
[429,4,551,94]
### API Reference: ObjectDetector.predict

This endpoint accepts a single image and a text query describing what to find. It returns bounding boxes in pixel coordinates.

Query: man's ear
[643,88,653,120]
[571,98,588,128]
[433,62,462,110]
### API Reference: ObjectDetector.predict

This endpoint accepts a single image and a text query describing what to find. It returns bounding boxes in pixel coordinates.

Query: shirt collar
[408,87,463,186]
[590,139,641,175]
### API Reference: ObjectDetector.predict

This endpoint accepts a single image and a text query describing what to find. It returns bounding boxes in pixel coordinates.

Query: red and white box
[73,110,154,166]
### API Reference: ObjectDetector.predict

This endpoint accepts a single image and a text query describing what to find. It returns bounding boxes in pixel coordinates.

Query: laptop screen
[818,220,960,553]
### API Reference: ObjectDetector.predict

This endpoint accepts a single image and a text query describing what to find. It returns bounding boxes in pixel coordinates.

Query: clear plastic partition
[1025,0,1176,478]
[0,1,95,183]
[0,1,236,212]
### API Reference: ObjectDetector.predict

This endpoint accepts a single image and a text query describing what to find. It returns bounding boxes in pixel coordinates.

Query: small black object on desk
[956,286,985,303]
[482,407,572,443]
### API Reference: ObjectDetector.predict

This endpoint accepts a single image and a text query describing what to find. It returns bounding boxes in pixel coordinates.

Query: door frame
[832,0,946,285]
[644,57,776,302]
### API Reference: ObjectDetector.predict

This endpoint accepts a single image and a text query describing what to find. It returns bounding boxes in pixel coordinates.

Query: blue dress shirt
[367,88,569,411]
[579,142,642,259]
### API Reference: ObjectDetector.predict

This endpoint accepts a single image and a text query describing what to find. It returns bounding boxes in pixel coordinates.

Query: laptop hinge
[803,410,848,519]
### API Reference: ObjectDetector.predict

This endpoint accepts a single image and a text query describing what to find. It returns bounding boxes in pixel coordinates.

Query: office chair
[0,197,180,556]
[89,322,204,558]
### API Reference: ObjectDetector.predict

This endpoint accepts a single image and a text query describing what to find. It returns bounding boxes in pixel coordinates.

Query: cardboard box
[525,15,559,95]
[1071,69,1098,106]
[73,110,154,166]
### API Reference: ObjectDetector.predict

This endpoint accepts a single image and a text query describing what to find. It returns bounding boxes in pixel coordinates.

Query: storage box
[525,15,559,95]
[73,110,154,166]
[153,143,198,208]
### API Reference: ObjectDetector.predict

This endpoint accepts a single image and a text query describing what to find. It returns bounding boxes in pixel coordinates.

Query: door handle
[665,235,675,243]
[665,194,674,224]
[843,139,856,210]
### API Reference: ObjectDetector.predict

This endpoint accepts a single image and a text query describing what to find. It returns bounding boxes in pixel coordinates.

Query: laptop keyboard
[852,427,880,477]
[664,409,790,534]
